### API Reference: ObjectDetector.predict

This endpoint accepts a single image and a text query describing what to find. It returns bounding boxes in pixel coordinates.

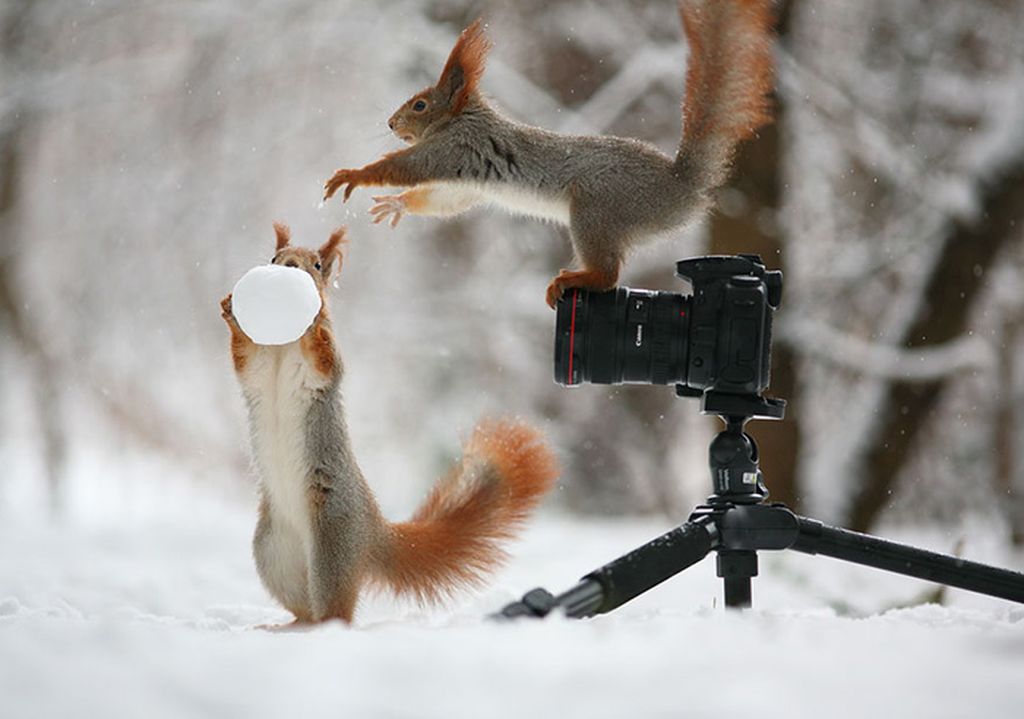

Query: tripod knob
[494,587,557,620]
[708,422,766,502]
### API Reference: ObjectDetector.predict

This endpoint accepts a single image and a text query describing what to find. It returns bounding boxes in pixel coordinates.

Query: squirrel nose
[388,118,396,130]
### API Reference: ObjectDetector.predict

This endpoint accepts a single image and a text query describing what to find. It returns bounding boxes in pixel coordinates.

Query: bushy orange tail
[373,419,558,605]
[675,0,775,188]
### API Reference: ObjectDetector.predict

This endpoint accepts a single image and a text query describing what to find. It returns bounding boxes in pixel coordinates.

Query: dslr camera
[554,255,782,404]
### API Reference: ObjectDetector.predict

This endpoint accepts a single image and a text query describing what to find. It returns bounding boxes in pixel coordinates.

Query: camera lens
[554,287,690,386]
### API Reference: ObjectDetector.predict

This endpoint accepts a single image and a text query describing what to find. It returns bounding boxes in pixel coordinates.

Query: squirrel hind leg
[545,265,620,308]
[551,194,630,306]
[318,587,358,624]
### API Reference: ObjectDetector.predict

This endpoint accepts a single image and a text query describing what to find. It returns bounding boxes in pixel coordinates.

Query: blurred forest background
[2,0,1023,544]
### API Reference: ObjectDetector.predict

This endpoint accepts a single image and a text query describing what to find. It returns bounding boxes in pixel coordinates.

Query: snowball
[231,264,322,345]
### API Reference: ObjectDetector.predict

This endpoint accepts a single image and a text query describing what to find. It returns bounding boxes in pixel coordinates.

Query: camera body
[554,254,782,400]
[673,255,782,397]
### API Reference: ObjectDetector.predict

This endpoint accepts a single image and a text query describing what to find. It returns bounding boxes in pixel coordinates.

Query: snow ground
[2,477,1023,719]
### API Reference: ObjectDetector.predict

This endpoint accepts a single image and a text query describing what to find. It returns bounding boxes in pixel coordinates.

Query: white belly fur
[432,179,569,224]
[478,184,571,225]
[243,343,326,542]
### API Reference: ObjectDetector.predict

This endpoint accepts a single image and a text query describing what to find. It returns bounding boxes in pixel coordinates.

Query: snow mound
[232,265,321,345]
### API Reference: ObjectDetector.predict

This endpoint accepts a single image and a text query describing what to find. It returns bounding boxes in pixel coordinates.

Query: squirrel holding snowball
[221,224,557,625]
[323,0,776,307]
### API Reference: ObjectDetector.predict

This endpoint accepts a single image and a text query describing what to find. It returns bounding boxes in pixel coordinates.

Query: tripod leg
[580,518,716,615]
[793,517,1024,603]
[495,518,716,619]
[717,550,757,608]
[723,578,752,608]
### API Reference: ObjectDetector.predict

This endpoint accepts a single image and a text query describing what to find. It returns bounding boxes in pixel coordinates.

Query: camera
[553,255,782,398]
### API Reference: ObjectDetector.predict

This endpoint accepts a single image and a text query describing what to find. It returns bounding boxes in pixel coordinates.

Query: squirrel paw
[545,269,618,309]
[369,194,407,228]
[323,169,359,202]
[545,277,568,309]
[220,294,234,322]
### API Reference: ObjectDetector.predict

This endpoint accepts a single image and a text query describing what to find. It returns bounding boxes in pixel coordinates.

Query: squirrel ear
[273,222,291,251]
[437,18,491,112]
[318,226,347,279]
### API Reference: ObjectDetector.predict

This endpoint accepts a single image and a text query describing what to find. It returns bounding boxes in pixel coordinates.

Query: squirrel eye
[412,99,427,112]
[314,261,322,270]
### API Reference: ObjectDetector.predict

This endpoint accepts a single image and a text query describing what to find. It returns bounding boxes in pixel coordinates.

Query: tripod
[497,390,1024,619]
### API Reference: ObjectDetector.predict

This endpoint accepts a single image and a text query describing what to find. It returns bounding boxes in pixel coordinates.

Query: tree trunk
[0,1,68,512]
[995,313,1024,545]
[846,157,1024,532]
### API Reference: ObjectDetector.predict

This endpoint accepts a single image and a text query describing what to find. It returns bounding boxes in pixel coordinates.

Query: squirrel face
[388,19,492,146]
[269,222,347,294]
[388,89,446,145]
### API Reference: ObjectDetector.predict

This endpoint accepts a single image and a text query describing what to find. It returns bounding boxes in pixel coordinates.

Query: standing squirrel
[322,0,775,307]
[220,223,557,625]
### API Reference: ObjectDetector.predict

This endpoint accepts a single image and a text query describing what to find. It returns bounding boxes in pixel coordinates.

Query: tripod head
[690,388,786,421]
[684,389,786,504]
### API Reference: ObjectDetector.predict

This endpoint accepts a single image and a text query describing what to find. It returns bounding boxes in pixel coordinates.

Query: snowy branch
[777,49,960,214]
[556,45,682,137]
[780,317,995,381]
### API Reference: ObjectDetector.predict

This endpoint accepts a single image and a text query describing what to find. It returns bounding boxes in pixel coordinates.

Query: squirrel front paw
[545,276,568,309]
[220,294,236,323]
[545,268,619,309]
[369,194,407,228]
[323,169,360,202]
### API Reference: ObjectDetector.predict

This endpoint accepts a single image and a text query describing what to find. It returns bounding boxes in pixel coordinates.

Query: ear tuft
[437,18,492,113]
[318,226,348,278]
[273,222,291,251]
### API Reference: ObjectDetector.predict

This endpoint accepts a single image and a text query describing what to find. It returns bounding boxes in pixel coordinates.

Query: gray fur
[391,102,710,270]
[302,381,380,619]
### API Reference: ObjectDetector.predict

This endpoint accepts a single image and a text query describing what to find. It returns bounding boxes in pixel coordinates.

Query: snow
[231,265,322,346]
[2,480,1022,719]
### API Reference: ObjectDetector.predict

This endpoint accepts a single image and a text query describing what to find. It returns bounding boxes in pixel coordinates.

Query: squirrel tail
[373,419,558,605]
[675,0,775,187]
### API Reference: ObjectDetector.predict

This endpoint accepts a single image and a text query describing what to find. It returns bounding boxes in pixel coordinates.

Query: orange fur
[377,419,558,605]
[545,266,621,308]
[324,150,422,201]
[318,226,347,278]
[221,294,255,373]
[229,329,252,373]
[680,0,774,144]
[300,319,337,378]
[273,221,291,250]
[438,18,493,113]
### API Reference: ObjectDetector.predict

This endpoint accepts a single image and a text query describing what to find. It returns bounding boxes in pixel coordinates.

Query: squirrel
[322,0,776,308]
[220,223,557,625]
